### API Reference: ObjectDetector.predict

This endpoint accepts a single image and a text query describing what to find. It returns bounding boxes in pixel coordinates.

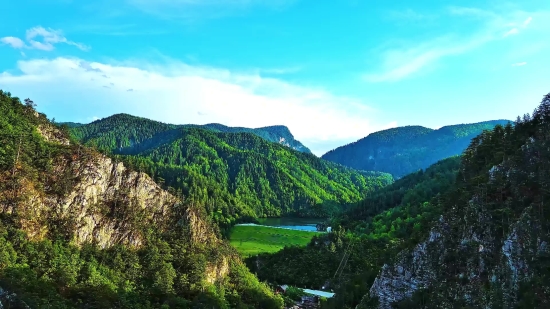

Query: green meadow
[229,225,319,257]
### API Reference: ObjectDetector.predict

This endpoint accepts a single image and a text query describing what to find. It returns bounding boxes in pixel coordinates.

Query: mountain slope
[70,113,312,154]
[248,157,461,308]
[0,90,283,308]
[116,127,393,232]
[360,94,550,309]
[322,120,510,178]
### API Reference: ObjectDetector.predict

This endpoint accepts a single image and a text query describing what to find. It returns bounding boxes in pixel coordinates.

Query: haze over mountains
[322,120,510,178]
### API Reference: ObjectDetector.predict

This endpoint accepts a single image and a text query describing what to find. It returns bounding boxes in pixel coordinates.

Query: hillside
[0,90,283,308]
[115,127,393,233]
[321,120,509,178]
[250,95,550,309]
[69,113,312,154]
[360,94,550,308]
[248,157,461,307]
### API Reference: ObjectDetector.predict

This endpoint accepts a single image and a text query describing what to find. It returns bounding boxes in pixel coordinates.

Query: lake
[253,217,326,232]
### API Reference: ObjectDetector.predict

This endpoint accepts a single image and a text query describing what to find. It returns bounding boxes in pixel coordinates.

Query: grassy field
[229,225,319,257]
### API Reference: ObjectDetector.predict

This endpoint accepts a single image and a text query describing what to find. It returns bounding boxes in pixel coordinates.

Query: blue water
[252,217,325,232]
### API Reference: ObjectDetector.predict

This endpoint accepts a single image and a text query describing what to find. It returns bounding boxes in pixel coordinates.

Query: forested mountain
[360,94,550,309]
[322,120,509,178]
[112,127,393,233]
[253,94,550,309]
[69,113,312,154]
[249,157,461,308]
[0,90,283,308]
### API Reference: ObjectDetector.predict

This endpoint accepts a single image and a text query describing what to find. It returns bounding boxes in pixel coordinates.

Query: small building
[275,285,289,294]
[302,289,335,299]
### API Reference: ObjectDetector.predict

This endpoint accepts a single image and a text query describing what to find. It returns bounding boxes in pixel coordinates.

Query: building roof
[303,289,335,298]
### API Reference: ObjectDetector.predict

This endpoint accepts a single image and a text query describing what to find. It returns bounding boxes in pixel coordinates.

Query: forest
[0,90,283,308]
[253,94,550,309]
[1,88,549,309]
[322,120,509,178]
[70,119,393,234]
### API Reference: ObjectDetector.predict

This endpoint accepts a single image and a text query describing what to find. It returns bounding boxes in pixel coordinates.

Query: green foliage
[72,119,393,234]
[338,156,461,246]
[68,113,393,235]
[322,120,510,178]
[248,156,462,308]
[70,113,312,154]
[0,90,283,308]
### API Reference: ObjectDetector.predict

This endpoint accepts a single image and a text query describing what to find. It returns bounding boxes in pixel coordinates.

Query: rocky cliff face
[2,121,221,255]
[361,113,550,308]
[366,206,547,308]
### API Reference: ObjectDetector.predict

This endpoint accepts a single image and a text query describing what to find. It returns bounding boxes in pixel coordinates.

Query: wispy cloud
[364,8,541,83]
[0,57,391,155]
[1,37,26,49]
[0,27,89,51]
[363,34,490,82]
[504,28,519,37]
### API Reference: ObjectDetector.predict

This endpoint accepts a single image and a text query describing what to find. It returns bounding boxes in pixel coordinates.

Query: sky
[1,0,549,155]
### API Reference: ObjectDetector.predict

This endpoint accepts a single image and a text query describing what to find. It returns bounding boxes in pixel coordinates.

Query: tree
[24,98,36,110]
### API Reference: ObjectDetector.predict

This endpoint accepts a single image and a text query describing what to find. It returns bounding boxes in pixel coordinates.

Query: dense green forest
[0,90,283,308]
[119,129,392,233]
[70,117,393,234]
[253,94,550,309]
[68,113,312,154]
[356,94,550,308]
[247,156,461,308]
[322,120,509,178]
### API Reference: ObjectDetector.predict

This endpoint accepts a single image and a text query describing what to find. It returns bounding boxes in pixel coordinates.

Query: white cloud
[0,27,89,51]
[0,57,390,156]
[0,37,26,49]
[364,8,542,83]
[364,34,490,82]
[512,62,527,66]
[504,28,519,37]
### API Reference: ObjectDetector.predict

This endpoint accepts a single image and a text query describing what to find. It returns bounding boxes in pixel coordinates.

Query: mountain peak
[322,120,510,178]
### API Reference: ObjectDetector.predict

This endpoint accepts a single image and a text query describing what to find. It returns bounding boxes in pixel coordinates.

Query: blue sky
[1,0,549,155]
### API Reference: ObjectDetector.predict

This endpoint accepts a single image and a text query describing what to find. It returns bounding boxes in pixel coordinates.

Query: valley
[229,223,319,256]
[0,89,549,309]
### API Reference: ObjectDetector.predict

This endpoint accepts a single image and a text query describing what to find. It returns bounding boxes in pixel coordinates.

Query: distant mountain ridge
[65,113,312,154]
[67,113,393,232]
[321,120,510,178]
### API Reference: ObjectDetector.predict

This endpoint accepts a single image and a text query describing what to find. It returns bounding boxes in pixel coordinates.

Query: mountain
[248,157,461,306]
[69,113,312,154]
[68,113,393,233]
[359,95,550,308]
[321,120,510,178]
[116,127,393,232]
[249,95,550,309]
[0,90,283,308]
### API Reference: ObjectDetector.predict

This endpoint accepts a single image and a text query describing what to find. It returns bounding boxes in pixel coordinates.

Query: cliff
[0,90,283,308]
[360,96,550,308]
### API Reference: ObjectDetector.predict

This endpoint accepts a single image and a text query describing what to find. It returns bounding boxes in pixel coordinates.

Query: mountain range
[321,120,510,178]
[67,114,393,232]
[65,114,312,154]
[0,90,283,308]
[3,87,548,309]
